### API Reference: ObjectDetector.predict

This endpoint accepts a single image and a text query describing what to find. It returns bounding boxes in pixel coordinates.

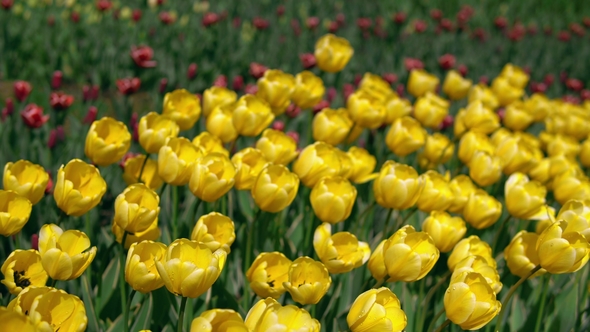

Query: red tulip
[116,78,141,95]
[543,26,552,36]
[458,64,468,77]
[328,21,339,33]
[21,104,49,128]
[71,11,80,23]
[213,75,228,88]
[249,62,268,79]
[382,73,397,84]
[232,17,241,28]
[45,171,53,194]
[438,54,456,70]
[1,0,13,10]
[558,31,571,42]
[357,18,372,30]
[31,234,39,250]
[440,114,454,130]
[530,82,547,94]
[393,12,406,25]
[494,17,507,29]
[187,63,198,80]
[414,20,427,33]
[47,15,55,26]
[440,19,453,31]
[51,71,63,90]
[244,84,258,95]
[283,104,299,119]
[272,121,285,131]
[336,13,346,27]
[562,95,581,105]
[286,131,299,145]
[119,152,140,169]
[306,17,320,30]
[507,23,526,41]
[570,23,585,36]
[581,89,590,100]
[430,9,443,21]
[202,12,220,27]
[395,84,405,97]
[159,11,175,25]
[566,78,584,92]
[276,5,285,17]
[290,18,301,36]
[49,92,75,111]
[300,53,316,69]
[343,84,355,101]
[1,98,13,120]
[313,100,330,114]
[84,106,98,124]
[132,9,142,22]
[543,74,555,86]
[496,108,506,121]
[560,71,568,83]
[48,127,64,149]
[159,78,168,94]
[584,17,590,28]
[232,76,244,91]
[96,0,112,12]
[404,58,424,71]
[130,45,156,68]
[479,76,489,85]
[472,28,486,41]
[253,17,269,30]
[527,24,538,35]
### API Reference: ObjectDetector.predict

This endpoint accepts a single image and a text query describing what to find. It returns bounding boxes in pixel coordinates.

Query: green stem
[382,208,395,238]
[434,318,452,332]
[372,279,385,289]
[119,231,129,332]
[495,265,542,332]
[126,289,137,332]
[491,214,512,254]
[137,153,150,183]
[427,307,447,332]
[50,278,57,288]
[245,208,262,271]
[229,135,239,154]
[534,275,550,332]
[415,277,426,332]
[394,207,417,231]
[172,186,179,240]
[192,197,203,220]
[177,296,188,332]
[14,232,21,249]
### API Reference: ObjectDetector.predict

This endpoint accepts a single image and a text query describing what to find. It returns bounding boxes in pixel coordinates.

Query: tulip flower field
[2,1,590,332]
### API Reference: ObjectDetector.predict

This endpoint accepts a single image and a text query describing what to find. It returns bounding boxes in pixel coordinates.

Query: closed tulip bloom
[3,160,49,205]
[422,211,467,253]
[245,252,292,299]
[384,96,412,124]
[415,93,451,130]
[113,217,161,249]
[416,171,453,212]
[191,212,235,253]
[256,69,295,115]
[451,255,502,294]
[122,155,163,190]
[499,63,529,88]
[310,176,357,224]
[448,175,477,213]
[536,220,590,274]
[444,272,501,330]
[125,240,167,293]
[443,70,472,100]
[114,184,160,234]
[158,137,203,186]
[293,142,341,187]
[314,33,354,73]
[283,256,331,305]
[313,223,370,273]
[557,200,590,241]
[347,147,378,184]
[0,190,32,237]
[189,153,236,202]
[580,137,590,167]
[245,298,320,332]
[192,131,229,157]
[312,108,353,145]
[156,238,227,298]
[468,84,499,110]
[346,89,386,129]
[232,148,269,190]
[334,148,354,179]
[535,208,557,235]
[504,231,546,278]
[38,224,96,280]
[191,309,248,332]
[458,131,495,164]
[0,306,47,331]
[491,76,524,106]
[1,249,47,295]
[407,69,439,98]
[232,95,275,137]
[383,225,440,282]
[496,135,540,175]
[8,286,87,332]
[85,117,131,166]
[256,129,298,165]
[252,164,300,213]
[367,240,388,281]
[503,101,535,131]
[544,134,580,158]
[53,159,106,217]
[419,133,454,169]
[373,161,424,210]
[138,112,179,154]
[505,173,549,220]
[291,71,325,109]
[202,86,237,118]
[448,236,495,271]
[453,100,500,137]
[206,103,238,143]
[524,93,552,122]
[359,73,395,101]
[347,287,407,332]
[463,189,502,229]
[468,151,502,187]
[552,169,590,205]
[162,89,201,131]
[385,116,427,157]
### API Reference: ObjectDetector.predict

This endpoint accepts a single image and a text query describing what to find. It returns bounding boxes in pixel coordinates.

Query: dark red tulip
[291,18,301,36]
[130,45,156,68]
[440,114,454,130]
[496,108,506,121]
[393,12,406,24]
[82,85,100,102]
[530,82,547,94]
[159,11,175,25]
[21,104,49,129]
[395,84,405,97]
[440,19,453,31]
[119,152,140,169]
[336,13,345,27]
[566,78,584,92]
[300,53,316,69]
[276,5,285,17]
[562,95,581,105]
[558,31,571,42]
[187,63,198,80]
[44,171,53,194]
[353,74,362,87]
[543,74,555,86]
[458,64,468,77]
[414,20,427,33]
[213,75,228,88]
[31,234,39,250]
[132,9,142,22]
[112,9,120,20]
[313,100,330,114]
[49,92,75,111]
[380,73,397,85]
[570,23,585,36]
[116,78,141,95]
[132,123,139,142]
[286,131,299,145]
[232,76,244,91]
[543,26,552,36]
[527,24,538,35]
[159,78,168,94]
[456,11,471,27]
[430,9,443,21]
[306,17,320,30]
[51,71,63,90]
[584,17,590,28]
[14,81,32,102]
[404,58,424,71]
[328,21,339,33]
[285,104,301,118]
[1,109,9,122]
[96,0,112,12]
[343,84,355,101]
[560,71,568,83]
[357,18,371,30]
[494,16,507,29]
[47,15,55,26]
[1,98,14,120]
[48,127,65,149]
[202,12,220,27]
[1,0,13,10]
[327,87,337,103]
[479,76,489,85]
[272,121,285,131]
[438,54,456,70]
[71,11,80,23]
[232,17,241,28]
[581,89,590,100]
[84,106,98,124]
[244,84,258,95]
[472,28,486,41]
[249,62,268,79]
[253,17,269,30]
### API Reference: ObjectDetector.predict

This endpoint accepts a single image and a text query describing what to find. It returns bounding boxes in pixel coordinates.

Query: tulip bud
[232,76,244,91]
[536,220,590,274]
[312,108,353,145]
[189,153,236,202]
[246,252,292,299]
[158,137,203,186]
[231,148,269,190]
[416,171,453,213]
[293,142,341,187]
[314,34,354,73]
[252,164,299,213]
[191,212,235,253]
[347,288,407,332]
[442,70,472,100]
[162,89,201,131]
[291,71,325,109]
[13,81,32,102]
[51,71,63,90]
[504,231,546,278]
[448,235,495,271]
[83,106,98,124]
[385,116,427,157]
[187,63,198,80]
[373,161,423,210]
[407,69,439,97]
[310,176,357,224]
[232,95,274,137]
[85,117,131,166]
[159,78,168,94]
[452,255,502,294]
[245,298,320,331]
[3,160,49,205]
[21,104,49,129]
[299,53,316,69]
[346,89,386,129]
[313,223,370,274]
[422,211,467,253]
[125,240,167,293]
[256,69,295,115]
[283,257,331,305]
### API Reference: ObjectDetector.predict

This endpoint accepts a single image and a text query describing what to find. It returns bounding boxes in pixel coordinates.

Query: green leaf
[509,294,527,332]
[97,257,120,316]
[131,293,154,332]
[81,274,100,332]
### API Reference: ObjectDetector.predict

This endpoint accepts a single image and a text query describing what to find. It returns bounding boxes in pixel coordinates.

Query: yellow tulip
[245,298,320,332]
[535,208,557,235]
[53,159,106,217]
[553,169,590,205]
[157,137,203,186]
[524,93,551,122]
[413,92,449,129]
[256,69,295,115]
[564,107,590,141]
[451,255,502,294]
[232,95,274,137]
[491,76,524,106]
[463,189,502,229]
[383,225,439,282]
[283,256,331,305]
[162,89,201,131]
[367,240,388,281]
[125,240,167,293]
[496,134,539,175]
[499,63,529,89]
[442,70,472,100]
[418,133,454,169]
[504,173,549,220]
[293,142,341,187]
[206,103,238,143]
[373,161,423,210]
[457,131,495,164]
[189,153,235,202]
[314,33,353,73]
[557,200,590,241]
[580,137,590,167]
[252,164,300,213]
[190,309,248,332]
[407,69,439,98]
[334,148,353,179]
[416,171,453,213]
[536,220,590,274]
[453,100,500,137]
[231,148,269,190]
[3,160,48,205]
[347,287,407,332]
[156,238,227,298]
[448,175,477,213]
[255,129,299,165]
[0,306,47,332]
[114,184,160,234]
[191,212,235,253]
[347,147,378,184]
[245,252,292,299]
[113,217,161,249]
[8,286,87,332]
[468,150,502,187]
[384,96,412,124]
[0,190,32,237]
[447,235,495,271]
[122,154,164,190]
[504,231,546,278]
[346,89,386,129]
[444,272,501,330]
[312,108,353,145]
[38,224,96,280]
[359,73,394,100]
[310,176,357,224]
[385,116,427,157]
[468,84,499,110]
[503,101,534,131]
[138,112,180,154]
[84,117,131,166]
[313,223,370,274]
[192,131,229,157]
[291,71,325,109]
[543,133,580,158]
[422,211,467,253]
[202,86,237,118]
[1,249,47,295]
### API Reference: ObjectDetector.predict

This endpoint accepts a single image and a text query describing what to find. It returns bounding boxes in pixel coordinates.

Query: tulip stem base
[534,275,550,332]
[434,318,451,332]
[427,306,447,332]
[491,214,512,255]
[172,186,179,240]
[137,153,150,183]
[119,231,129,332]
[126,289,136,332]
[382,208,395,238]
[177,296,188,332]
[495,264,542,332]
[394,207,417,232]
